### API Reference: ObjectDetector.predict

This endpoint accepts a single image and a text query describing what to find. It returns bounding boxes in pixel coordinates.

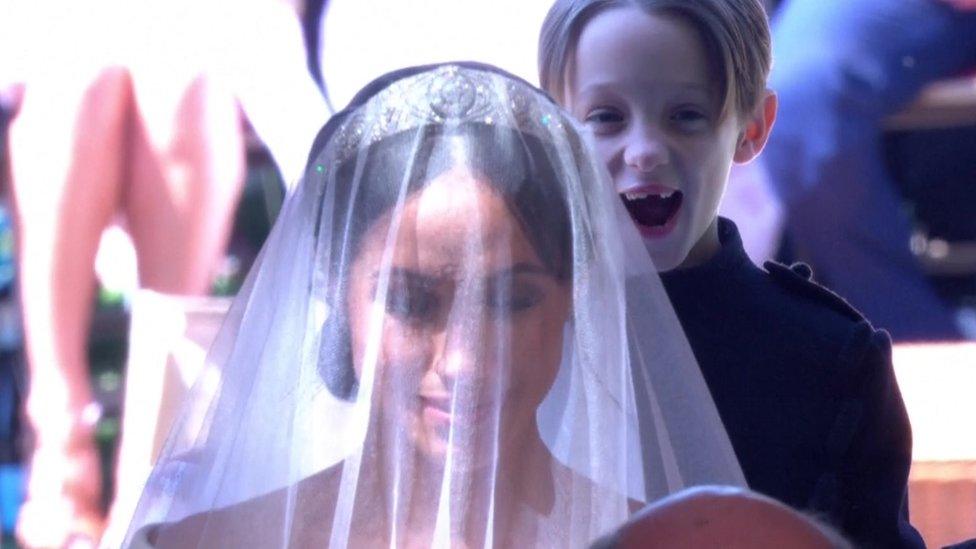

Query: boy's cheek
[591,140,616,170]
[592,147,626,192]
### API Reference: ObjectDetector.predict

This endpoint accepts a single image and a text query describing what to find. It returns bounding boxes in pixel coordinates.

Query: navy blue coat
[661,218,923,549]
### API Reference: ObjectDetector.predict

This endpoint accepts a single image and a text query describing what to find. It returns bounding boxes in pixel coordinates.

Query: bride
[121,63,743,548]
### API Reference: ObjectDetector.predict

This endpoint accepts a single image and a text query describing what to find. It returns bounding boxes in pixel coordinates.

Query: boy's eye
[583,108,625,134]
[670,107,710,131]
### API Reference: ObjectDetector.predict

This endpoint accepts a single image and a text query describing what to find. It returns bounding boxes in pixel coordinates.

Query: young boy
[539,1,923,547]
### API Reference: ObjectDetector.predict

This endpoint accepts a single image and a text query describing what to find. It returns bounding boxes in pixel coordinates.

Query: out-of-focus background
[0,0,974,547]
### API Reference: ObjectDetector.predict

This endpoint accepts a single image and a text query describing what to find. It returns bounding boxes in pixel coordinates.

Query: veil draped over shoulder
[121,63,744,548]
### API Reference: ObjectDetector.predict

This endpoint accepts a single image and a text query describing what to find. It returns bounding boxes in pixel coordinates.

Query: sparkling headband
[331,65,569,163]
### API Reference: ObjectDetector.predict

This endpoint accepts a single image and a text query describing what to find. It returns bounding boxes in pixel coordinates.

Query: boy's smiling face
[568,7,759,272]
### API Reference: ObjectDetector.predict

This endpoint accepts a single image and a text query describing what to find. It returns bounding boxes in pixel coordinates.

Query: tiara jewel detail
[332,65,566,162]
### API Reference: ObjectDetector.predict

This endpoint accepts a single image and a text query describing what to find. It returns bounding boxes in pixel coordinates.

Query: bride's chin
[408,425,505,473]
[400,410,536,472]
[416,434,490,471]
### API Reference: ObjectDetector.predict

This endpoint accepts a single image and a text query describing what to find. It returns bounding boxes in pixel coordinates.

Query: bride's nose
[429,314,498,387]
[432,327,482,381]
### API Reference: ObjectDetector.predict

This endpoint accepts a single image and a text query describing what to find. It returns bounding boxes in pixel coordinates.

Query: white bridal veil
[121,63,744,548]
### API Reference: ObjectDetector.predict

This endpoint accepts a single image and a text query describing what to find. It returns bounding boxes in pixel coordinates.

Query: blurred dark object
[0,351,23,538]
[300,0,329,102]
[216,125,284,296]
[88,297,128,513]
[0,96,24,543]
[0,351,20,465]
[886,76,976,132]
[884,122,976,310]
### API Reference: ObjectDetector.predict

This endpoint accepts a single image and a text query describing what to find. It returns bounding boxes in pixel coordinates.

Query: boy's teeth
[624,189,676,201]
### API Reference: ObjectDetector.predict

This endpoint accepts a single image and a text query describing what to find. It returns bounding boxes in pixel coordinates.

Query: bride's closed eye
[382,275,440,325]
[485,280,545,317]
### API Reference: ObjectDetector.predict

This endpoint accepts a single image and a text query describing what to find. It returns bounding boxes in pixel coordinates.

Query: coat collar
[660,217,750,282]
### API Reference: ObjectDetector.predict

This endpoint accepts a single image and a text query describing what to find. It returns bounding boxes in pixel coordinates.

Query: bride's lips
[420,395,492,428]
[620,184,684,239]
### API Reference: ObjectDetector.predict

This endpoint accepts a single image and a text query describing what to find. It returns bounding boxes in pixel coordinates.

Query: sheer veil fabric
[121,63,744,548]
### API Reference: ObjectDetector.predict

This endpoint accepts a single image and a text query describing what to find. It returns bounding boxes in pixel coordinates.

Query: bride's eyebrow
[374,268,440,288]
[373,264,550,286]
[488,263,552,280]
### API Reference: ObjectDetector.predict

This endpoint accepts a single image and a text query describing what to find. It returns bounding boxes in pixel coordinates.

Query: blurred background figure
[1,0,326,546]
[762,0,976,341]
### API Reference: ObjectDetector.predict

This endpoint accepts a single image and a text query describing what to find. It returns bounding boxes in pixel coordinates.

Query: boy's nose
[623,128,668,173]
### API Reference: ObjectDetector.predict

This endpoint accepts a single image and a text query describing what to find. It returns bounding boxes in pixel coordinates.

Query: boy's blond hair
[539,0,771,120]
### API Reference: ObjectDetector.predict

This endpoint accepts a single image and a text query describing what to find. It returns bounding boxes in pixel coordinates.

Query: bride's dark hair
[318,122,575,399]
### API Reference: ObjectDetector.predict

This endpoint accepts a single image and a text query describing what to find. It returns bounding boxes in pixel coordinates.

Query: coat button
[790,262,813,280]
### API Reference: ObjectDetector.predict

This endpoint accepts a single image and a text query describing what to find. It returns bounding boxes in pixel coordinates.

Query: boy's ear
[733,90,777,164]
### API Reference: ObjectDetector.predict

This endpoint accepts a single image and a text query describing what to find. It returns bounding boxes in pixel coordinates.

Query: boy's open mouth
[621,188,684,228]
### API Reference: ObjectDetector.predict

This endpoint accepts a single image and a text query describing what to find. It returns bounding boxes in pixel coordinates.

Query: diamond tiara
[331,65,569,163]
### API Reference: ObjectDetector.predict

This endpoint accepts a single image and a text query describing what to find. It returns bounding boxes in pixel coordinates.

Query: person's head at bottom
[591,486,852,549]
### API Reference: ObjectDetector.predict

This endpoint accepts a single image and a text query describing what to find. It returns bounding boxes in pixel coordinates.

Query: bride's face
[346,166,572,465]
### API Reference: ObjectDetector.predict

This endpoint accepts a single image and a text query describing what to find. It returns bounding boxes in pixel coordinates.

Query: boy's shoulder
[740,258,890,369]
[759,260,867,325]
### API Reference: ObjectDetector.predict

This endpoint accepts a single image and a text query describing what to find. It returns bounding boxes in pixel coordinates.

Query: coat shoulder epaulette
[762,261,866,324]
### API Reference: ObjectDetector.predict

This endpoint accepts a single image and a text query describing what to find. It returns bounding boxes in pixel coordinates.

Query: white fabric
[104,291,231,549]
